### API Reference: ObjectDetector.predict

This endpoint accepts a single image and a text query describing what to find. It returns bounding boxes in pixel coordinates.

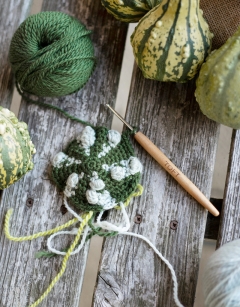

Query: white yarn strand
[47,225,90,256]
[94,202,130,232]
[63,196,83,222]
[121,231,184,307]
[46,196,88,256]
[51,194,183,306]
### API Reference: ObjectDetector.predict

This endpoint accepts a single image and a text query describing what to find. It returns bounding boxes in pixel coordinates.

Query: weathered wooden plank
[0,0,32,109]
[217,130,240,248]
[93,66,220,307]
[0,1,128,306]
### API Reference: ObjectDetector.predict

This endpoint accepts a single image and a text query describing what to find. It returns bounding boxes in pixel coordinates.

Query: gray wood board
[0,0,32,109]
[93,66,220,307]
[217,129,240,248]
[0,1,128,306]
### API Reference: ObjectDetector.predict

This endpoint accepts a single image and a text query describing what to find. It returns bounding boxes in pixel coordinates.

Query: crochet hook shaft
[106,104,219,217]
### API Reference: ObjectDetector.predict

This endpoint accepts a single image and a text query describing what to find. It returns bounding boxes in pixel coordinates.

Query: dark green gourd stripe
[180,0,196,82]
[130,0,212,82]
[105,5,147,17]
[196,3,211,60]
[0,108,35,190]
[156,1,182,80]
[101,0,163,22]
[134,3,169,67]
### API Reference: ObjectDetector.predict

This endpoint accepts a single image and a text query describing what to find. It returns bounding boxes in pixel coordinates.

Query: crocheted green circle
[51,126,142,212]
[9,11,96,97]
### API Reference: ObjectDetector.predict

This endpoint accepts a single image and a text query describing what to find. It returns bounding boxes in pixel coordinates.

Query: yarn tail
[30,211,93,307]
[4,208,78,241]
[121,231,185,307]
[4,208,93,307]
[15,82,95,128]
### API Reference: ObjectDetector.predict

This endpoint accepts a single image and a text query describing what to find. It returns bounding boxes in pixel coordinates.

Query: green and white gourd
[0,107,36,190]
[131,0,213,82]
[195,26,240,129]
[101,0,162,22]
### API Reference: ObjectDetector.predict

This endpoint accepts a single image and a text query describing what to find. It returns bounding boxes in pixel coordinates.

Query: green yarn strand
[87,215,118,240]
[16,82,95,128]
[9,11,96,97]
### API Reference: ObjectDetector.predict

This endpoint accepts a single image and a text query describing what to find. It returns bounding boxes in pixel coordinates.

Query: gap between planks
[78,23,136,307]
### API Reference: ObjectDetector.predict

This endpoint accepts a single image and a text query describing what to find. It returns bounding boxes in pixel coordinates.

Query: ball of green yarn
[9,11,96,97]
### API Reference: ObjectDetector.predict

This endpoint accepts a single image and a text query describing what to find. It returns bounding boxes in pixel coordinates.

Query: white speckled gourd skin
[195,26,240,129]
[131,0,213,82]
[101,0,162,22]
[0,107,36,189]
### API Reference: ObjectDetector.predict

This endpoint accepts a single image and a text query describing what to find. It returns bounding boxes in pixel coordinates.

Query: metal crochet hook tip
[106,104,134,131]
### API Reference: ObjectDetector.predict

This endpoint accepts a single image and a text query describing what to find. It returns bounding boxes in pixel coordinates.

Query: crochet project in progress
[4,10,183,307]
[4,124,184,307]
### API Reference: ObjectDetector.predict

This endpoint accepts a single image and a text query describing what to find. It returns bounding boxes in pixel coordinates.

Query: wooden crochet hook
[106,104,219,217]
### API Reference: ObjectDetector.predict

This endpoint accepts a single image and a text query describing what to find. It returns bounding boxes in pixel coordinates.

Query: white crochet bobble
[108,130,121,146]
[66,173,79,188]
[52,152,68,167]
[86,189,99,204]
[89,178,105,191]
[111,166,126,181]
[128,157,143,175]
[77,126,96,148]
[98,190,115,209]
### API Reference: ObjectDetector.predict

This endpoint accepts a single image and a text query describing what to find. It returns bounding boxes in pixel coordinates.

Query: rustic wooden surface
[1,0,237,307]
[93,67,220,307]
[0,1,33,305]
[0,0,128,306]
[217,130,240,248]
[0,0,32,110]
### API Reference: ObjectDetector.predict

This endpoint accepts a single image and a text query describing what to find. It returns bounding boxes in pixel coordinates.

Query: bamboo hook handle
[106,104,219,217]
[134,132,219,216]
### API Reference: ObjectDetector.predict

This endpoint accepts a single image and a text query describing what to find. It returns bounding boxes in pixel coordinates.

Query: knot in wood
[170,220,178,230]
[26,198,34,208]
[134,214,142,224]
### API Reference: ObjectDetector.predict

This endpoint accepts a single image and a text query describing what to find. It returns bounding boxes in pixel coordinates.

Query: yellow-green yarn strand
[30,211,93,307]
[115,184,143,209]
[4,208,78,242]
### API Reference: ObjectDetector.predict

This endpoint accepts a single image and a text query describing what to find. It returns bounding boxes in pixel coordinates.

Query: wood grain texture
[0,1,128,306]
[217,130,240,248]
[134,132,219,216]
[93,66,220,307]
[0,0,32,109]
[94,271,124,307]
